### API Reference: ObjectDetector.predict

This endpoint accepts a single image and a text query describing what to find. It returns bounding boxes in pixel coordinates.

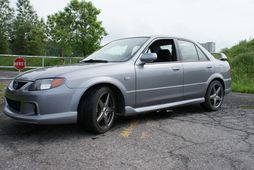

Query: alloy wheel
[96,93,115,129]
[209,83,223,108]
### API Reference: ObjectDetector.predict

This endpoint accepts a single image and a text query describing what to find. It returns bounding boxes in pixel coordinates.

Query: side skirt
[124,98,205,116]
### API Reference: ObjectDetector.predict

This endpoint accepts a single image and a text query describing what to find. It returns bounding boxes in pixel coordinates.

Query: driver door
[135,39,184,108]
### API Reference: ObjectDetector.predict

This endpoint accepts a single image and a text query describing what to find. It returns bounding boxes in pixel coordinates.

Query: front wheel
[202,80,224,111]
[78,87,117,134]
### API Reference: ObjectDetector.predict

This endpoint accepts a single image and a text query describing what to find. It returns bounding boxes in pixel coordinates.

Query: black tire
[202,80,224,111]
[78,87,117,134]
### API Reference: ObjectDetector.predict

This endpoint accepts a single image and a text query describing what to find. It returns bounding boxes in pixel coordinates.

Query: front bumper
[3,104,77,124]
[3,82,81,124]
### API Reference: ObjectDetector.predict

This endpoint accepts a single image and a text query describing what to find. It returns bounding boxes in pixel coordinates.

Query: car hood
[16,63,117,81]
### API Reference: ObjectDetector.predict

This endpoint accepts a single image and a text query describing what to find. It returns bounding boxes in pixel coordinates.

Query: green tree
[0,0,14,53]
[47,12,73,57]
[11,0,45,55]
[47,0,106,57]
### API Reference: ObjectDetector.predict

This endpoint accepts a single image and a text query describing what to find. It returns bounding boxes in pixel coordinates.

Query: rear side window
[178,40,199,62]
[196,47,209,61]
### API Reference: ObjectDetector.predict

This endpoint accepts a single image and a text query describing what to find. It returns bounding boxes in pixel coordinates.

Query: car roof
[116,35,194,42]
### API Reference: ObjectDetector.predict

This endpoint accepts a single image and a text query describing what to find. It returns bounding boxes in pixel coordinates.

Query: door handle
[172,66,180,71]
[207,65,213,69]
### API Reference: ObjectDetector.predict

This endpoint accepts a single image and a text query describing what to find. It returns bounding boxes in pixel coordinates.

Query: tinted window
[178,40,199,62]
[147,39,177,62]
[196,46,209,61]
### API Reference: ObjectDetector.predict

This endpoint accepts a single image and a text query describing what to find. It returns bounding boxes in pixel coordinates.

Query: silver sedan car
[3,36,231,133]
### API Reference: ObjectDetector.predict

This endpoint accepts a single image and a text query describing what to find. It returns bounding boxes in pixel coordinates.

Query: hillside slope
[223,39,254,93]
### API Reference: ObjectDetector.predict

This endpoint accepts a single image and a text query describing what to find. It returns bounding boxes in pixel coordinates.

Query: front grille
[13,80,28,90]
[6,98,21,112]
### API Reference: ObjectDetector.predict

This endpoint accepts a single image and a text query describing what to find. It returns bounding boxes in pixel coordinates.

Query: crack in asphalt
[0,93,254,169]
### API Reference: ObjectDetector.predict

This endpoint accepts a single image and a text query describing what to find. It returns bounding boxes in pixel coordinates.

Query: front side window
[82,37,149,62]
[178,40,199,62]
[146,39,177,63]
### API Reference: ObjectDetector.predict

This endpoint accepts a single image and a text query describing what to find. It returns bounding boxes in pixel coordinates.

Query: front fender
[68,76,135,112]
[80,76,128,93]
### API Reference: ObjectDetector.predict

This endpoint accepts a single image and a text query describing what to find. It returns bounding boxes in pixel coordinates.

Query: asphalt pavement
[0,70,19,80]
[0,92,254,170]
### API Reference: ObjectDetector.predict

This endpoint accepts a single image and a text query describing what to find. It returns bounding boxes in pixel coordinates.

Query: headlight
[29,78,65,91]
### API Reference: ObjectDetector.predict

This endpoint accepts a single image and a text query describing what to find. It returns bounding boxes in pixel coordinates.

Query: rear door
[177,39,214,99]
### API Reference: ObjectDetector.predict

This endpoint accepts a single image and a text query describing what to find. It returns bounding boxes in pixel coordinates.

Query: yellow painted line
[140,132,151,139]
[119,120,138,138]
[146,121,153,127]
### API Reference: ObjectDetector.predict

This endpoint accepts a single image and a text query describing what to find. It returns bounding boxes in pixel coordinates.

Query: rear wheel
[202,80,224,111]
[78,87,116,134]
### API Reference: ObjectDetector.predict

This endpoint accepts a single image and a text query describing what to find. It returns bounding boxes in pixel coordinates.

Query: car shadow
[0,104,207,140]
[115,104,206,126]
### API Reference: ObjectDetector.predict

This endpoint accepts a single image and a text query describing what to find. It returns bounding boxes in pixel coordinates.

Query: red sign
[14,58,26,70]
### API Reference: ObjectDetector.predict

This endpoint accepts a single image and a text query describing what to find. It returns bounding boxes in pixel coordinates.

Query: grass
[0,82,8,104]
[240,105,254,110]
[222,40,254,94]
[229,52,254,93]
[0,56,82,71]
[231,74,254,93]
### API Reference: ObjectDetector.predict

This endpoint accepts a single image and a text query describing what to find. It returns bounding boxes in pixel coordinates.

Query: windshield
[82,37,149,62]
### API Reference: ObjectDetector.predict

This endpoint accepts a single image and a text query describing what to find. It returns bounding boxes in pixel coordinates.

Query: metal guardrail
[0,54,84,81]
[0,54,83,69]
[0,77,14,81]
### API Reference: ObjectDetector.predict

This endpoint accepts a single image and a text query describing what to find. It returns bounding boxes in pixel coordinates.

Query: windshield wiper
[81,59,108,63]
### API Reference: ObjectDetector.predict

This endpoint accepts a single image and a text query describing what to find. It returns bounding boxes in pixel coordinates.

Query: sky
[9,0,254,51]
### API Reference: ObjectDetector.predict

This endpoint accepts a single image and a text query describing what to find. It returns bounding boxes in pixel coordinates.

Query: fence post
[42,56,45,67]
[18,56,21,74]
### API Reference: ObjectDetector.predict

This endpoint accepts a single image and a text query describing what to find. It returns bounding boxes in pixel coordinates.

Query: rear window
[178,40,199,62]
[196,47,209,61]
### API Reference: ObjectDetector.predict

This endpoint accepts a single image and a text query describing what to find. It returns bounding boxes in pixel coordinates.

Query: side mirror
[140,53,157,63]
[219,53,228,61]
[211,53,228,61]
